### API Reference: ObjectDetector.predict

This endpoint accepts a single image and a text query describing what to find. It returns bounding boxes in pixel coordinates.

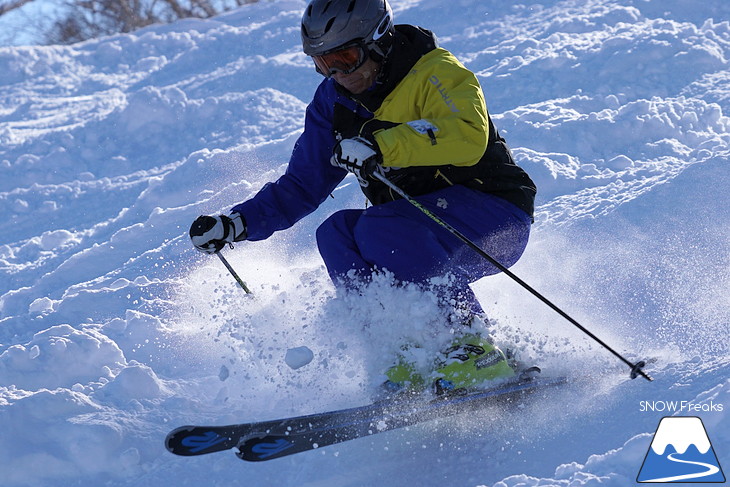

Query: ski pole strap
[372,172,653,382]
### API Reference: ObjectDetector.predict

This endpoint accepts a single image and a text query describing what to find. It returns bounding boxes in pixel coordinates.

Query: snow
[1,0,728,485]
[650,417,712,455]
[285,346,315,369]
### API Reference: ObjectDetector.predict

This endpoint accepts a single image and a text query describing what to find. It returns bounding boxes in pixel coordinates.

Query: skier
[189,0,536,394]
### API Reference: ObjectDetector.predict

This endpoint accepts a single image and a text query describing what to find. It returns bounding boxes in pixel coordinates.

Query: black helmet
[301,0,394,58]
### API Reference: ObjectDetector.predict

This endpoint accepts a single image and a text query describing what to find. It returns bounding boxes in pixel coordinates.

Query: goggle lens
[312,45,365,76]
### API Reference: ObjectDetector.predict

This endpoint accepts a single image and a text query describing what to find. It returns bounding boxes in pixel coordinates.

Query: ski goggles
[312,43,367,77]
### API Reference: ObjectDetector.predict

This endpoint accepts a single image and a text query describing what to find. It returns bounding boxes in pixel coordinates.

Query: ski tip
[164,425,196,454]
[165,426,237,456]
[237,435,301,462]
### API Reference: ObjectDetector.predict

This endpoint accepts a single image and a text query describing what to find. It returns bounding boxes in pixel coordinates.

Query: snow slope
[1,0,728,485]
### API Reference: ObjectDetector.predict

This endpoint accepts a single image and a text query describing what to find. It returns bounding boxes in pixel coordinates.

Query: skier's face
[332,57,380,94]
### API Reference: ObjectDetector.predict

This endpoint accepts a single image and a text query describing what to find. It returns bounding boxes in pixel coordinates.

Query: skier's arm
[231,85,346,241]
[370,48,490,169]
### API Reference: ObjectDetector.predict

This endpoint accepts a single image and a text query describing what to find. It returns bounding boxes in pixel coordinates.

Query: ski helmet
[301,0,394,59]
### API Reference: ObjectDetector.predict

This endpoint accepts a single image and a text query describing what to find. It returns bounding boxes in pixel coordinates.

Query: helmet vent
[324,17,335,33]
[347,0,356,13]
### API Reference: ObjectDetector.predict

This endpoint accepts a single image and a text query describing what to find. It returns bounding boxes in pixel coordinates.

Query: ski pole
[216,251,252,294]
[372,171,652,382]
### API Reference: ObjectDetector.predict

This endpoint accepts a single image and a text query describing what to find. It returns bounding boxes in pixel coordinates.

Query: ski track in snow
[0,0,728,486]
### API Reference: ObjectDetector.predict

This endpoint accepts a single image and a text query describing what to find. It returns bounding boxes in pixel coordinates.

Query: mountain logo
[637,416,725,483]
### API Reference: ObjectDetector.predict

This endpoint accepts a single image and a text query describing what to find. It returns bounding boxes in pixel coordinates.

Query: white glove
[331,137,381,181]
[189,213,246,254]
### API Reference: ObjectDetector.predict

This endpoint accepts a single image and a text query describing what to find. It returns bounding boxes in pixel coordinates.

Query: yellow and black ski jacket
[335,24,536,216]
[233,25,536,241]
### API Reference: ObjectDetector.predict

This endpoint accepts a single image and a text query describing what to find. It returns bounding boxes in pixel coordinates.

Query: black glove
[331,136,381,181]
[189,213,246,254]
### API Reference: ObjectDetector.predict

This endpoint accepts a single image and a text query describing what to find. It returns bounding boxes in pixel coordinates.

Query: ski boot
[382,343,429,395]
[383,333,516,396]
[432,333,516,395]
[382,362,425,395]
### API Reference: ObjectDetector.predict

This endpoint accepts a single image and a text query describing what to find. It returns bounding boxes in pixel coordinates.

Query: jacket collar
[337,25,438,111]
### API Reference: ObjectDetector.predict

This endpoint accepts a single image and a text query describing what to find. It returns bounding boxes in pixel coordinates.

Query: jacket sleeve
[231,82,347,241]
[371,48,490,168]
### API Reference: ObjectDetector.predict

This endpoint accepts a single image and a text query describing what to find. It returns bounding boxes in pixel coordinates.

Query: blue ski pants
[316,185,532,317]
